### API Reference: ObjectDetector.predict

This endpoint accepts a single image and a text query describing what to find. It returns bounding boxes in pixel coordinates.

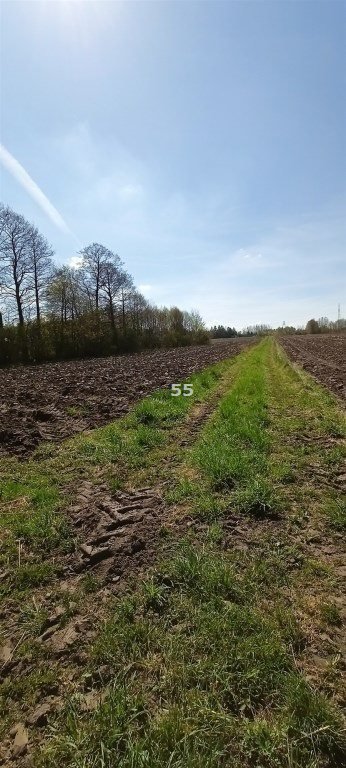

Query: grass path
[1,338,345,767]
[0,352,242,599]
[0,348,249,761]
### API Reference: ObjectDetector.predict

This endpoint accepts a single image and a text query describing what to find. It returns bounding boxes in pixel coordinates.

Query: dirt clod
[26,701,54,728]
[11,724,28,760]
[48,624,79,655]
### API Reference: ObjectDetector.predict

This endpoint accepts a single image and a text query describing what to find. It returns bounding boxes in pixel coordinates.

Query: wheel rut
[65,483,166,582]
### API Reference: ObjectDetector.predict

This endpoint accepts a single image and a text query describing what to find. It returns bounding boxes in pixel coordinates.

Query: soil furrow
[0,340,253,457]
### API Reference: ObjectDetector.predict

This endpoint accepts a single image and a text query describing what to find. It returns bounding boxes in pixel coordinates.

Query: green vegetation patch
[0,469,71,599]
[2,338,345,766]
[167,339,283,520]
[35,541,345,768]
[0,355,234,598]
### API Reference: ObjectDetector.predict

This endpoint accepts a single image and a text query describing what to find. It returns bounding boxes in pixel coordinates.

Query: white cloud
[238,249,263,263]
[69,255,83,269]
[155,207,345,329]
[138,283,154,295]
[118,183,143,201]
[0,143,73,235]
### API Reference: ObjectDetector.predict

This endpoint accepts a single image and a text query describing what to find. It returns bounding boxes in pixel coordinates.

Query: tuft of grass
[10,562,58,591]
[65,405,88,417]
[164,477,199,504]
[319,602,342,627]
[80,572,100,595]
[133,425,164,450]
[233,478,282,518]
[132,395,180,427]
[193,492,227,522]
[324,497,346,531]
[0,475,71,556]
[143,577,170,614]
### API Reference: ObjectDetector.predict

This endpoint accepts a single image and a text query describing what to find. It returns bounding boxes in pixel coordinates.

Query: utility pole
[338,303,341,331]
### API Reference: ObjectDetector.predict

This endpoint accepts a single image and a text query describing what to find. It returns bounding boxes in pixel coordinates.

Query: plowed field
[0,339,253,456]
[280,334,346,400]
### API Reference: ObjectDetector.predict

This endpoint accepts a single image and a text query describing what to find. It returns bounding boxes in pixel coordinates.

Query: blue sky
[1,0,345,328]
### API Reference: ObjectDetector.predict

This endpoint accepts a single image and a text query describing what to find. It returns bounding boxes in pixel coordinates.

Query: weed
[143,577,170,613]
[324,497,346,531]
[80,573,100,594]
[233,478,282,518]
[66,405,84,417]
[319,602,342,627]
[11,562,58,591]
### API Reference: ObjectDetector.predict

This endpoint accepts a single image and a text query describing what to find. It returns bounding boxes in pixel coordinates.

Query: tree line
[211,318,345,339]
[0,204,207,365]
[305,317,346,334]
[210,325,238,338]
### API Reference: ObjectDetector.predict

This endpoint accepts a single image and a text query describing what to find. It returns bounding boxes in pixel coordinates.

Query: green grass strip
[167,338,282,520]
[35,541,345,768]
[0,353,240,597]
[33,337,346,768]
[266,339,346,531]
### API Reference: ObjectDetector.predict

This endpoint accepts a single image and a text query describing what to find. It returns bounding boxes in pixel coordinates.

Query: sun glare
[37,0,115,47]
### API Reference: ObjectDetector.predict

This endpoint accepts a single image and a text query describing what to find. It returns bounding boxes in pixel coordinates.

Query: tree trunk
[95,269,100,310]
[109,296,115,331]
[122,290,126,331]
[14,280,24,325]
[11,241,25,325]
[34,263,40,322]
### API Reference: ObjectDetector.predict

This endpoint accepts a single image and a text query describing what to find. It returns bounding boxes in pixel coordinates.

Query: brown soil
[0,339,252,457]
[64,482,167,582]
[280,334,346,400]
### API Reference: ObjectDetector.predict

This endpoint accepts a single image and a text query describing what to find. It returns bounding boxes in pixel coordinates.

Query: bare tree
[78,243,134,331]
[102,260,132,331]
[119,273,135,331]
[0,204,31,325]
[27,226,54,322]
[46,266,82,322]
[126,288,147,333]
[169,306,185,334]
[79,243,110,311]
[183,309,205,332]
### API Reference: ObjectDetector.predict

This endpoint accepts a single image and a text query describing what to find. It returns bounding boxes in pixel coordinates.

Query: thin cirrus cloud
[0,143,73,236]
[118,183,143,201]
